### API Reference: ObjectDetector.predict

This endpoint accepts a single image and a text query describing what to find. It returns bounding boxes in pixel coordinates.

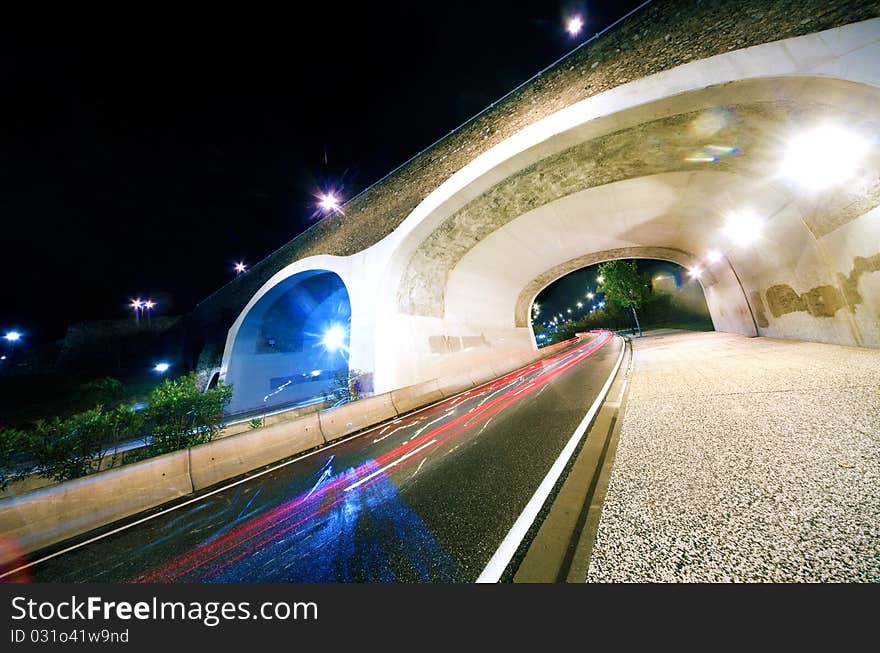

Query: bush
[30,408,110,482]
[0,428,31,491]
[147,374,232,455]
[106,404,146,459]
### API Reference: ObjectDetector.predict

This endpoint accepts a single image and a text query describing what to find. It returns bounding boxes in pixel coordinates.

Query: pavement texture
[587,331,880,582]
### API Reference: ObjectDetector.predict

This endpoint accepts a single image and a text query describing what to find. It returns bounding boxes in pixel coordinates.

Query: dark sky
[1,1,646,342]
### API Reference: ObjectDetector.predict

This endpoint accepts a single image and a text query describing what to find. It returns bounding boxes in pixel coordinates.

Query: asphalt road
[9,332,620,583]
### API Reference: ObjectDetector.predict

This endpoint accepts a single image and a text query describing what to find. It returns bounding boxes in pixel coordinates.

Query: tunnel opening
[224,270,351,415]
[531,259,713,346]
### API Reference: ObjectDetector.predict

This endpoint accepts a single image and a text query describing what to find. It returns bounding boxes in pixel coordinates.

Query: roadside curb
[512,336,633,583]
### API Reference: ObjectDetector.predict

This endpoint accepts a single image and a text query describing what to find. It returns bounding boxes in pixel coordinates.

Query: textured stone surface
[587,331,880,582]
[189,0,880,345]
[399,99,880,317]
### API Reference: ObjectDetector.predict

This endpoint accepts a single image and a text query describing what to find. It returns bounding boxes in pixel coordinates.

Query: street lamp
[153,362,170,373]
[4,331,21,342]
[322,325,346,352]
[596,275,604,284]
[235,262,247,274]
[723,210,762,246]
[780,125,871,190]
[565,16,584,36]
[130,299,144,324]
[318,192,342,214]
[586,292,594,300]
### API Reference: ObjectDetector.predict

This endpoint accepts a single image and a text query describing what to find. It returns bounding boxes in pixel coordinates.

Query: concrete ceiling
[396,76,880,323]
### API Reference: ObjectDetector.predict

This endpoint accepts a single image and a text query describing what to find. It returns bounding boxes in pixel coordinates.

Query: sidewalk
[586,331,880,582]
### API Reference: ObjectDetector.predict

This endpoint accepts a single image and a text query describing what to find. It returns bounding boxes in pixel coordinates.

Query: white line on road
[476,336,626,583]
[343,440,437,492]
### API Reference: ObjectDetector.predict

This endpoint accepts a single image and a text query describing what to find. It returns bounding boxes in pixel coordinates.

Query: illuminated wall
[223,270,351,414]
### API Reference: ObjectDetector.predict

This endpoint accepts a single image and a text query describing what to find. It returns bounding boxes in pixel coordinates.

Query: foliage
[105,404,146,461]
[0,428,31,491]
[327,369,366,404]
[597,260,653,310]
[77,377,125,408]
[30,408,110,482]
[249,417,264,430]
[146,374,232,455]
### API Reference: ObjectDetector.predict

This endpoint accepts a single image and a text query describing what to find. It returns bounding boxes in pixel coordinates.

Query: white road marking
[343,440,438,492]
[476,336,626,583]
[411,410,455,439]
[410,458,428,480]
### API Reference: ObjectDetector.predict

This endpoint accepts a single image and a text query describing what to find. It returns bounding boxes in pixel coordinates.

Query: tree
[597,260,653,336]
[146,374,232,455]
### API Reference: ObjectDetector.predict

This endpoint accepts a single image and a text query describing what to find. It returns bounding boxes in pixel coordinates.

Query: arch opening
[224,270,351,414]
[530,259,714,347]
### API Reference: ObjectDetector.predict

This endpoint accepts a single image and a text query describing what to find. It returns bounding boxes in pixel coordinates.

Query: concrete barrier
[435,371,476,399]
[0,450,192,556]
[318,393,398,442]
[390,379,444,415]
[189,414,325,492]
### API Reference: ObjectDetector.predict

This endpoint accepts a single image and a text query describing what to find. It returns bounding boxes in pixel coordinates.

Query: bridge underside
[376,73,879,388]
[222,21,880,398]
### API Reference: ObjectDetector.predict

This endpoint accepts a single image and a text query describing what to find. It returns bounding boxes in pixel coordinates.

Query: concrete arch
[220,256,374,414]
[371,20,880,390]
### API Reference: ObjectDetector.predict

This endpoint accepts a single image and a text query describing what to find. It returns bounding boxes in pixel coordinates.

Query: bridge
[3,0,879,583]
[179,0,880,415]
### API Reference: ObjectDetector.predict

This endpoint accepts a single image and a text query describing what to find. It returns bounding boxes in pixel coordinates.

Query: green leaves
[2,372,232,490]
[30,408,110,482]
[597,260,653,310]
[146,373,232,455]
[0,428,31,491]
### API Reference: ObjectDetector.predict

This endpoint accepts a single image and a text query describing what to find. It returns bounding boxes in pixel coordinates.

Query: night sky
[1,2,646,343]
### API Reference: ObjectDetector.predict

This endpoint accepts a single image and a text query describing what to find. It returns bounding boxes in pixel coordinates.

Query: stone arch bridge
[183,0,880,414]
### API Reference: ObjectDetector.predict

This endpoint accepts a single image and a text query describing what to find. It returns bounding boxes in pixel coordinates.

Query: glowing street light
[318,192,342,214]
[144,300,156,310]
[566,15,584,36]
[577,302,583,308]
[780,125,871,190]
[586,292,594,300]
[322,325,347,352]
[705,249,723,264]
[596,275,605,284]
[235,262,247,274]
[153,362,170,373]
[723,210,762,246]
[567,308,572,313]
[4,331,21,342]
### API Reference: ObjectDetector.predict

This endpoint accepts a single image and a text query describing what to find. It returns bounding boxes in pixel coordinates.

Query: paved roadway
[8,332,620,583]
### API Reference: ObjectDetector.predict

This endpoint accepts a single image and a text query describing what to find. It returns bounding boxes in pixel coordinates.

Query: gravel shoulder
[587,331,880,582]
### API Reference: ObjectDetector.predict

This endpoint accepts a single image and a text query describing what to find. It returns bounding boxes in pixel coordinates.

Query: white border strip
[476,336,626,583]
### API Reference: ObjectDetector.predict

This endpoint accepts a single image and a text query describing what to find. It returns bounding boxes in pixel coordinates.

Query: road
[6,332,621,583]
